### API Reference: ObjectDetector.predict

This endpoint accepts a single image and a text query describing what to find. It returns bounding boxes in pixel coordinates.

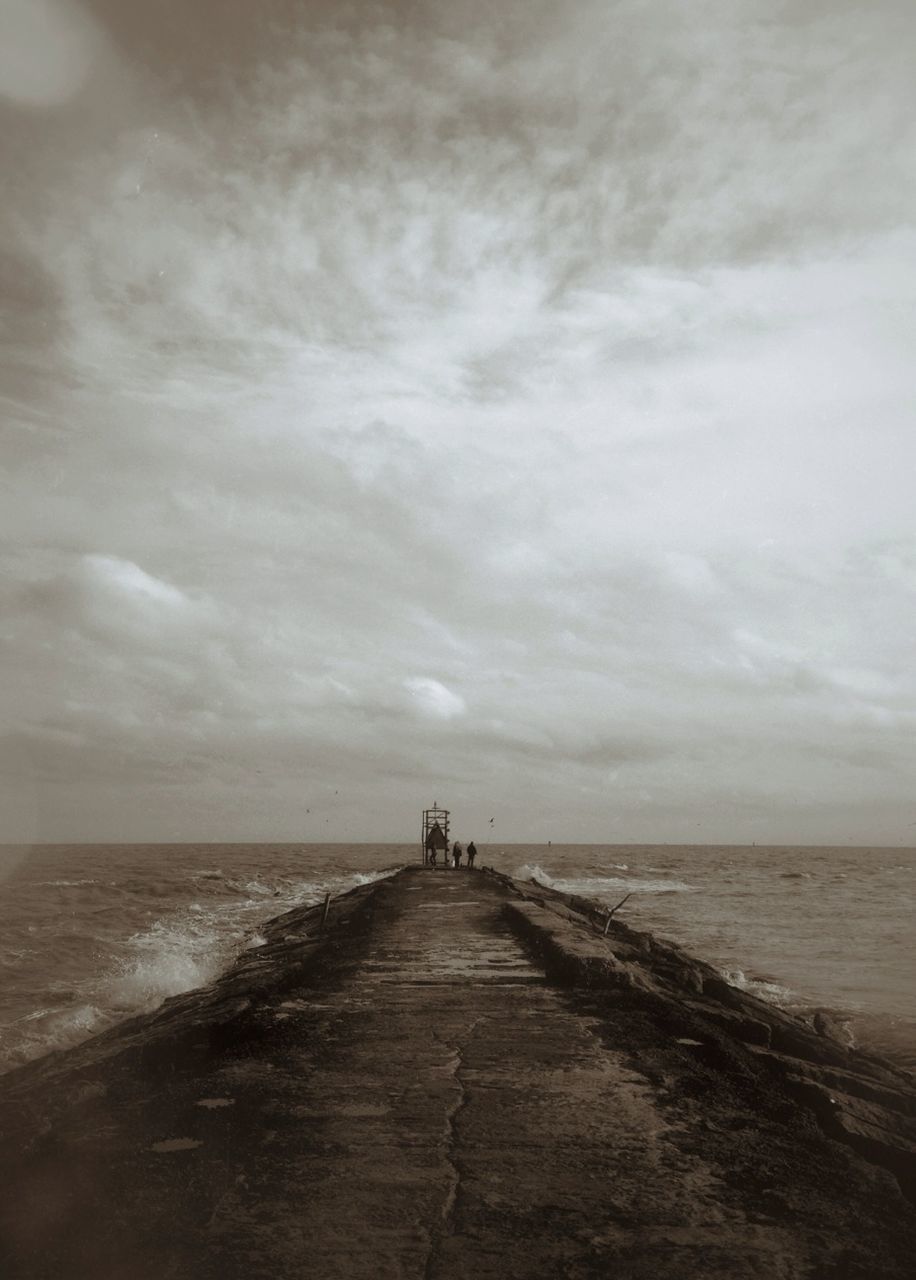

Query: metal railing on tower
[421,803,450,864]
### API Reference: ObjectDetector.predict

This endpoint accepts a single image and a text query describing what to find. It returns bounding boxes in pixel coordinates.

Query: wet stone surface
[0,867,913,1279]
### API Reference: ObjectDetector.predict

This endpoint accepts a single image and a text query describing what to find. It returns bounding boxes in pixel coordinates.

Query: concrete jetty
[0,866,914,1278]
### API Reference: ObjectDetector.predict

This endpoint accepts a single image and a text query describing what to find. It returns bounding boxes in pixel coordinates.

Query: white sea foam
[514,864,692,896]
[0,864,401,1071]
[34,879,98,888]
[225,877,274,896]
[105,942,222,1012]
[0,1001,110,1070]
[719,967,793,1007]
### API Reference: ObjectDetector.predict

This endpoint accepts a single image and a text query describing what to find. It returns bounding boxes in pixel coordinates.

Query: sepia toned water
[0,842,913,1074]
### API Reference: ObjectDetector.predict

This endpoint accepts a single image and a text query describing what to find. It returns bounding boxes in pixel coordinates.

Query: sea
[0,843,913,1076]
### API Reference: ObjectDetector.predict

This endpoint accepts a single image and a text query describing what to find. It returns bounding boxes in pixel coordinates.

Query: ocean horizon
[1,841,913,1076]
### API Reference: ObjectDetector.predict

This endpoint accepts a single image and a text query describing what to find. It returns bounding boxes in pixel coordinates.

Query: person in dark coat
[452,841,462,868]
[466,841,477,868]
[426,822,446,866]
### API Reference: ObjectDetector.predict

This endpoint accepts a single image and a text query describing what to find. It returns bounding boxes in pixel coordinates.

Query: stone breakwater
[0,866,913,1280]
[485,867,916,1207]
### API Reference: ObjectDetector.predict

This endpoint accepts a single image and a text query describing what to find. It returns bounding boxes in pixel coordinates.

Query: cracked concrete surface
[0,867,913,1279]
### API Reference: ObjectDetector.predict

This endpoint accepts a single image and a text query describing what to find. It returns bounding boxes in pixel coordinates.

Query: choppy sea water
[0,843,913,1074]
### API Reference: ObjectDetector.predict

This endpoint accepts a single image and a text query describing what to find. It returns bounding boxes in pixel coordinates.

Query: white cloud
[404,678,467,721]
[80,554,189,609]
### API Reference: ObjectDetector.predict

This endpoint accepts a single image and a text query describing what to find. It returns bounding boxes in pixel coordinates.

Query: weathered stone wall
[481,866,916,1204]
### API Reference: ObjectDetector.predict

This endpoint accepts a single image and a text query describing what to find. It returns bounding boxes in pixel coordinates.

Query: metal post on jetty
[421,802,449,865]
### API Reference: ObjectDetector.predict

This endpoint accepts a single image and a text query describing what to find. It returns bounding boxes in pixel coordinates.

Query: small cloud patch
[403,677,466,720]
[83,555,188,609]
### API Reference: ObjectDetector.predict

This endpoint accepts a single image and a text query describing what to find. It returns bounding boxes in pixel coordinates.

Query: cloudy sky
[2,0,915,845]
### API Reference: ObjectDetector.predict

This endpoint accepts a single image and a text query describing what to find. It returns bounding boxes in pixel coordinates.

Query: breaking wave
[719,967,794,1007]
[514,864,693,897]
[0,866,397,1072]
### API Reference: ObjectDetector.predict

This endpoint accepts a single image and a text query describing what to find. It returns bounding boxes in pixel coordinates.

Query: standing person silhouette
[452,841,462,868]
[425,821,445,867]
[466,841,477,868]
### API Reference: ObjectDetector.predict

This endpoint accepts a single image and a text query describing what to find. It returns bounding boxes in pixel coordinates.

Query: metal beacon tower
[420,802,450,864]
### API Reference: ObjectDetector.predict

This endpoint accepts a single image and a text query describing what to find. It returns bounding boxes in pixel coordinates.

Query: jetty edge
[0,867,910,1279]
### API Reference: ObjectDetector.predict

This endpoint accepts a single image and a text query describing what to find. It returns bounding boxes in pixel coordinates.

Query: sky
[1,0,915,845]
